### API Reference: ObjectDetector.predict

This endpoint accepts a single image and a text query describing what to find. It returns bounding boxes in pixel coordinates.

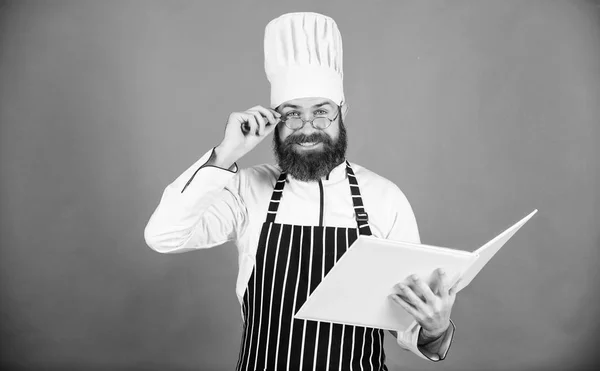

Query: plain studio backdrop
[1,1,599,370]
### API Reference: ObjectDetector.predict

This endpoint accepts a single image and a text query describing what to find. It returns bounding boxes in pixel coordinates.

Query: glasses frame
[280,109,340,131]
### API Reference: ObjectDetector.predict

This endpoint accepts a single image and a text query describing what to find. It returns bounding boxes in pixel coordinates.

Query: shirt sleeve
[143,148,248,253]
[385,185,421,244]
[395,319,455,361]
[385,186,455,360]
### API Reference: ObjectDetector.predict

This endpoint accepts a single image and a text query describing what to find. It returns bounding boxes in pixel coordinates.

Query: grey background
[1,1,599,370]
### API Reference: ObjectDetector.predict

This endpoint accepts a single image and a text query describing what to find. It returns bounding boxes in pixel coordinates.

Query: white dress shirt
[144,148,454,361]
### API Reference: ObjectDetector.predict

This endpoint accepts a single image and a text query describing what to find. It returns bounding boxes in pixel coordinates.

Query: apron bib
[236,161,387,371]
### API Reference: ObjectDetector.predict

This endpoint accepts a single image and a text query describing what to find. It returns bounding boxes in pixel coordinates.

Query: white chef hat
[264,12,344,109]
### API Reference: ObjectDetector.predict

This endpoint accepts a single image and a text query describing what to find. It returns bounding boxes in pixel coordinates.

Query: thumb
[429,268,445,296]
[449,278,462,296]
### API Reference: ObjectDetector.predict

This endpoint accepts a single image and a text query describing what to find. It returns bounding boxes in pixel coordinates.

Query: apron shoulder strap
[265,171,287,223]
[345,161,372,236]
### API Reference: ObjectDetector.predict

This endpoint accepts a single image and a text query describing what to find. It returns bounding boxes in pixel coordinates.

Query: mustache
[284,133,332,146]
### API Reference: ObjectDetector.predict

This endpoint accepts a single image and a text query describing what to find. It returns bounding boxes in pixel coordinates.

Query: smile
[295,142,322,148]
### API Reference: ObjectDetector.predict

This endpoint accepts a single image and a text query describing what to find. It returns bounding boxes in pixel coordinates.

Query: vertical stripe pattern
[236,163,387,370]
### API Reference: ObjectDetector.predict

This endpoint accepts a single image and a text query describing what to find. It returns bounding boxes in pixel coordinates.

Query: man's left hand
[389,268,459,340]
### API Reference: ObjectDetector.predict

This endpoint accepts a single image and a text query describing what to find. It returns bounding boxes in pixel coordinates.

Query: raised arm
[144,105,281,253]
[144,147,245,253]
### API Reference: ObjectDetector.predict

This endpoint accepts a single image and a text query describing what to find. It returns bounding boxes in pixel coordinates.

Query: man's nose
[297,116,319,133]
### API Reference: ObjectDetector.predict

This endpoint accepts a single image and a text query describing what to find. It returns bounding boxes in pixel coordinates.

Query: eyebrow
[279,102,333,110]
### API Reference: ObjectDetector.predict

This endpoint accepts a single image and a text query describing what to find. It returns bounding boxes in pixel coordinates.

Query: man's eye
[315,109,328,115]
[286,112,300,117]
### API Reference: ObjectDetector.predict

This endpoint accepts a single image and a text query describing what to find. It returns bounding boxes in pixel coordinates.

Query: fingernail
[411,275,419,281]
[397,283,407,290]
[439,269,446,275]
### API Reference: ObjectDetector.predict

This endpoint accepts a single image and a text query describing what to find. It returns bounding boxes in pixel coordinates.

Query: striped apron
[236,161,388,371]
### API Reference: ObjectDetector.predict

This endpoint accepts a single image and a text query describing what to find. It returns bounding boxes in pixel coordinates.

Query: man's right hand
[211,105,281,169]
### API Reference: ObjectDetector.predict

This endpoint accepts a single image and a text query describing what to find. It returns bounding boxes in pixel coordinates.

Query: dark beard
[272,119,347,182]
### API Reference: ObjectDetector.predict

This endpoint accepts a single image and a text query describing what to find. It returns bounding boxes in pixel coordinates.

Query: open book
[294,210,538,331]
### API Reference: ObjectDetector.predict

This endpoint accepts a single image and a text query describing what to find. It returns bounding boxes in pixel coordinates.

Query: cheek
[278,125,294,142]
[324,128,340,141]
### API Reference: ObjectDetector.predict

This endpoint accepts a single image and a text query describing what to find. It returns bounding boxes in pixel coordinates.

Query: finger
[249,111,266,136]
[432,268,447,296]
[394,283,427,312]
[269,108,282,119]
[252,106,280,125]
[245,114,258,136]
[449,279,462,297]
[262,117,278,136]
[389,294,423,322]
[439,271,456,298]
[408,275,437,303]
[229,112,248,134]
[248,110,266,127]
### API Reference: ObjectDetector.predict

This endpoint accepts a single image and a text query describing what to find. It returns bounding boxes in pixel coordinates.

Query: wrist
[418,326,447,346]
[213,143,241,169]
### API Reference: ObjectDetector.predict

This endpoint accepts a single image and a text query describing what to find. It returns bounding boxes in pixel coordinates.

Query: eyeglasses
[280,110,340,130]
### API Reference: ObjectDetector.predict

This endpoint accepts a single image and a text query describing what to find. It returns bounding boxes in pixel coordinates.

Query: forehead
[278,97,337,110]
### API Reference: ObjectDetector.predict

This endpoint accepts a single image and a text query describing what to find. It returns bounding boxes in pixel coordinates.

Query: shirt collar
[282,159,348,183]
[323,159,348,182]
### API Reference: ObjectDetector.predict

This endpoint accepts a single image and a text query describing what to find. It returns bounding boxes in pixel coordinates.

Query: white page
[294,210,537,331]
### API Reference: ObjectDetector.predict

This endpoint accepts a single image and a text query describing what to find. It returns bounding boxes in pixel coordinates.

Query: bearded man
[145,12,458,370]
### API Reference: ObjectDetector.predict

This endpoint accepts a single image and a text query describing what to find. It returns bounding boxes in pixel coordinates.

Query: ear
[340,102,349,122]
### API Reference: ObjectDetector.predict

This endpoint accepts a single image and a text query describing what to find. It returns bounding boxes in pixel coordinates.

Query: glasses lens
[286,118,303,130]
[313,118,331,129]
